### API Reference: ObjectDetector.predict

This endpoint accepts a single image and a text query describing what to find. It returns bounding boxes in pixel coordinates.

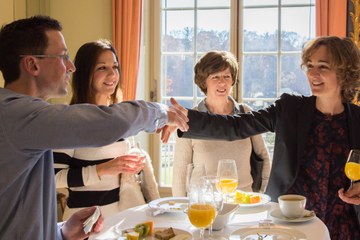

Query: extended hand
[159,98,188,143]
[338,182,360,205]
[158,125,177,144]
[166,98,188,132]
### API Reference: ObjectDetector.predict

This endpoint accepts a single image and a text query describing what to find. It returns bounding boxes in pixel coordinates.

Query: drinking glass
[186,163,206,195]
[217,159,238,202]
[345,149,360,188]
[127,136,146,183]
[201,175,223,239]
[187,180,217,240]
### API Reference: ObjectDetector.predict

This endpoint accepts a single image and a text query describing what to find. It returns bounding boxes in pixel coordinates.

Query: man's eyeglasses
[19,54,71,62]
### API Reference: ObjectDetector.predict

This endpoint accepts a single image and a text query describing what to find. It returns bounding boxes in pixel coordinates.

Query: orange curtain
[112,0,143,101]
[316,0,347,37]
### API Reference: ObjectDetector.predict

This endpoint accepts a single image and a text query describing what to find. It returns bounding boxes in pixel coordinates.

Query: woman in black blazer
[176,36,360,239]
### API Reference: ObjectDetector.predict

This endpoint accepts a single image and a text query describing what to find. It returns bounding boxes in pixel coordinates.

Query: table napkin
[83,206,100,234]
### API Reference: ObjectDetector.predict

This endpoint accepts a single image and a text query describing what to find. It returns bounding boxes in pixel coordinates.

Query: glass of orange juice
[345,150,360,188]
[217,159,238,202]
[201,176,223,239]
[187,180,217,240]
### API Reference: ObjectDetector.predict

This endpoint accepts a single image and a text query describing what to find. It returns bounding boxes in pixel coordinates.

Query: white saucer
[270,209,316,223]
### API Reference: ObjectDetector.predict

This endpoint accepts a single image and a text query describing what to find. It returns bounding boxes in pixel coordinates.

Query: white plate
[229,225,307,240]
[229,192,271,208]
[148,197,189,212]
[116,227,192,239]
[270,209,316,223]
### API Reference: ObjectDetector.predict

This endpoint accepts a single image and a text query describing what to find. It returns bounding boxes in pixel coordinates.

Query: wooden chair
[57,192,67,222]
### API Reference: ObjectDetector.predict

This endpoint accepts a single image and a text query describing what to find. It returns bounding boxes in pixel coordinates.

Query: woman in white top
[54,40,160,220]
[172,51,271,196]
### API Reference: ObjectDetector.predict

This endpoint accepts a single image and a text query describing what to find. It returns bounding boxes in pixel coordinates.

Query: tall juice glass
[217,159,238,202]
[187,180,217,240]
[201,175,223,239]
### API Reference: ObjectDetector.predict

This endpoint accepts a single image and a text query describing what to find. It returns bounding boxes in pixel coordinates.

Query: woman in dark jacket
[177,36,360,239]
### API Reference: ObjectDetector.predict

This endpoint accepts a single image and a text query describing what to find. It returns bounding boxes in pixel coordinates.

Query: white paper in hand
[83,206,100,234]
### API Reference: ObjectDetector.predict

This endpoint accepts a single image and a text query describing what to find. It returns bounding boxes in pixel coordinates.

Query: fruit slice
[143,221,154,235]
[126,231,139,240]
[134,222,152,238]
[250,195,261,204]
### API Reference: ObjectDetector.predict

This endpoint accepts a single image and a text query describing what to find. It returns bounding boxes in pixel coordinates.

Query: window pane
[281,54,310,96]
[198,0,230,7]
[162,0,194,8]
[243,8,278,52]
[197,9,230,51]
[243,0,278,6]
[243,55,277,98]
[162,55,194,97]
[243,100,275,111]
[281,6,316,51]
[281,0,315,5]
[163,99,194,110]
[162,10,194,52]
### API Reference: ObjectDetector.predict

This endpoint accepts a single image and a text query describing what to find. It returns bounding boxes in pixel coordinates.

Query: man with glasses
[0,15,188,239]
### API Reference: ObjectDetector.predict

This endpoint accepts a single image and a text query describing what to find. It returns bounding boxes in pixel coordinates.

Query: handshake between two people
[158,98,189,143]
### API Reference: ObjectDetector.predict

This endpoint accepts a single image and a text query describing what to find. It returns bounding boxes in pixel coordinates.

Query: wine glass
[201,175,223,239]
[345,149,360,188]
[127,136,146,183]
[186,163,206,196]
[187,180,217,240]
[217,159,238,203]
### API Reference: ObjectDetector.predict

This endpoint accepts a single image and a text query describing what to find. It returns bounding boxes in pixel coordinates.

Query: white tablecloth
[90,202,330,240]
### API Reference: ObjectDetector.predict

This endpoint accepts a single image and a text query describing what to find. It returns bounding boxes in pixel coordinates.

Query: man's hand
[338,182,360,205]
[165,98,189,132]
[158,125,177,144]
[61,206,104,240]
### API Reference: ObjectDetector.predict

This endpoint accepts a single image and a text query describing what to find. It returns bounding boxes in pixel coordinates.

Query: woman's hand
[338,182,360,205]
[96,154,145,177]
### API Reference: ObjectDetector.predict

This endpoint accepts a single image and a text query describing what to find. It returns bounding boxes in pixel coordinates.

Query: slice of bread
[154,227,176,240]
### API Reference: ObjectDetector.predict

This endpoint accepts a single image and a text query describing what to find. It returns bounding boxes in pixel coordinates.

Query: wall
[49,0,113,103]
[0,0,26,86]
[0,0,112,103]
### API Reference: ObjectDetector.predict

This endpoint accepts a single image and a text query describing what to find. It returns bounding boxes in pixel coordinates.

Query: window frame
[148,0,315,196]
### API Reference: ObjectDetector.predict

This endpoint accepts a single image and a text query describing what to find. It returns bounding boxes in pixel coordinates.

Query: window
[151,0,315,191]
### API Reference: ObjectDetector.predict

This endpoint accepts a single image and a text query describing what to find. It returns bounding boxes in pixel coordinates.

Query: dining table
[89,199,330,240]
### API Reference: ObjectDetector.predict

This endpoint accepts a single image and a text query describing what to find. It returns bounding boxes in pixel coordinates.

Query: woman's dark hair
[70,39,121,105]
[0,15,62,85]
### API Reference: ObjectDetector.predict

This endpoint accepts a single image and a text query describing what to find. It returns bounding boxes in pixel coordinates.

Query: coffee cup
[278,194,306,219]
